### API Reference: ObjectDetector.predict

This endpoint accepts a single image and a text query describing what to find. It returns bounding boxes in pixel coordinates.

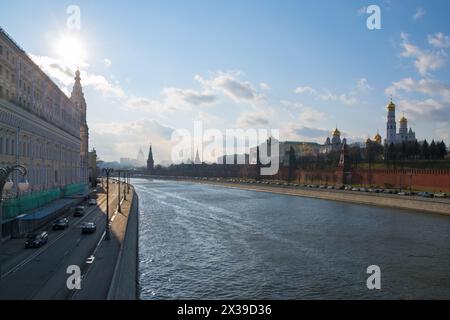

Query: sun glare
[54,33,87,67]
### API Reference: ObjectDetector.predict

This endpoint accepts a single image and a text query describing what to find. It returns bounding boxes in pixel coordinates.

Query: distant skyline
[1,0,450,163]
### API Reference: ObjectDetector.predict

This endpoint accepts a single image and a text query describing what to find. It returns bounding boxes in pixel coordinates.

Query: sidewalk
[71,188,135,300]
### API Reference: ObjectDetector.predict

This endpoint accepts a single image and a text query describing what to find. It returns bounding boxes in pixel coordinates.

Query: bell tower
[386,98,397,145]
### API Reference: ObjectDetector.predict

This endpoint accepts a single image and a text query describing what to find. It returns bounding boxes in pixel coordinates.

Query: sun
[54,33,87,67]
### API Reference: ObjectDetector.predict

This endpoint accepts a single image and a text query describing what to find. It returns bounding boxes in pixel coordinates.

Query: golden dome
[387,100,396,111]
[374,132,382,141]
[332,128,341,136]
[400,116,407,123]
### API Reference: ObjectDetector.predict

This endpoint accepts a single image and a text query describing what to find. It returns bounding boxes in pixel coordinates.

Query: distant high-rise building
[136,147,146,166]
[147,144,154,171]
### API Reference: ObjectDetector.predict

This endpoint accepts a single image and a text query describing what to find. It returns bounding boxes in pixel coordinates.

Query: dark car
[81,222,96,234]
[25,232,49,248]
[73,206,86,217]
[88,199,97,206]
[52,218,69,230]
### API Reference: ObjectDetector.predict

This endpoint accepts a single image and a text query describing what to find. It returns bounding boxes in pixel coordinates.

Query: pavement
[0,182,134,300]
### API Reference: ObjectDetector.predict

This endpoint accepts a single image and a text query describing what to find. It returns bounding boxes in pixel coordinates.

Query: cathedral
[324,127,347,152]
[385,99,416,145]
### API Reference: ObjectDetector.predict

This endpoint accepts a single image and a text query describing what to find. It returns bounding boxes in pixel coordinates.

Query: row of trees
[385,140,447,161]
[286,139,448,173]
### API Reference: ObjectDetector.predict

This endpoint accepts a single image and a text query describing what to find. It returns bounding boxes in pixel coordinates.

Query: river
[135,178,450,299]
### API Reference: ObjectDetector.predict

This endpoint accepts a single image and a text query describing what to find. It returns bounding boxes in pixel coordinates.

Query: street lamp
[1,165,29,279]
[102,168,114,241]
[122,171,127,201]
[117,171,122,213]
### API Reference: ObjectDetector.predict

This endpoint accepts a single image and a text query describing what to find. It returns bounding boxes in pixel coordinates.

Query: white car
[88,199,97,206]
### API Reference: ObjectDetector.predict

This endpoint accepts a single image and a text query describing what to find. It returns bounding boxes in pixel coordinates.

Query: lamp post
[117,171,122,213]
[122,170,127,201]
[102,168,114,241]
[1,165,29,279]
[127,171,131,193]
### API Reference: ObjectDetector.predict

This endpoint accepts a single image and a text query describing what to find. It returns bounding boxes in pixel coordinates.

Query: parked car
[25,232,49,248]
[81,222,97,234]
[433,192,447,198]
[52,218,69,230]
[88,199,97,206]
[73,206,86,217]
[418,191,432,198]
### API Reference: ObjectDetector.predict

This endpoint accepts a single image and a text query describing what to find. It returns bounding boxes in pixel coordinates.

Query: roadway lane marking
[0,195,110,280]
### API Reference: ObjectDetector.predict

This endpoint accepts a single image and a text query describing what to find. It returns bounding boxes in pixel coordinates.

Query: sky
[1,0,450,163]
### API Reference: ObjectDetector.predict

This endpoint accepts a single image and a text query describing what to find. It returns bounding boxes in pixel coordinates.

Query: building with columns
[0,28,89,216]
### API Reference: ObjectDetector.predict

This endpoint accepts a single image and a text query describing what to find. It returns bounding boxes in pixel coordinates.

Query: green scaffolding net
[1,183,88,221]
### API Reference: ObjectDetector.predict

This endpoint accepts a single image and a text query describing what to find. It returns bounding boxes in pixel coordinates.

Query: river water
[135,178,450,299]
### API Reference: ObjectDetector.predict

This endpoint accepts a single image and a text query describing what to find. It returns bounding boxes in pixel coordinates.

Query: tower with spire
[147,144,154,172]
[385,98,416,145]
[386,98,397,145]
[194,149,201,164]
[70,70,89,183]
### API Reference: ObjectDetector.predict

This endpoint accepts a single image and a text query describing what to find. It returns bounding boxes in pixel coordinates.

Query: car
[418,191,432,198]
[52,218,69,230]
[88,199,97,206]
[352,188,359,191]
[25,232,49,248]
[81,222,97,234]
[73,206,86,217]
[327,186,334,189]
[434,192,447,198]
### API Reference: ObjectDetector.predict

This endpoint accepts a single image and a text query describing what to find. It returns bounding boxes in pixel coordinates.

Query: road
[0,183,121,300]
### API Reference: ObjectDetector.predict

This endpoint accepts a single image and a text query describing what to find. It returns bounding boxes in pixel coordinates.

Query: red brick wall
[350,169,450,192]
[282,168,450,192]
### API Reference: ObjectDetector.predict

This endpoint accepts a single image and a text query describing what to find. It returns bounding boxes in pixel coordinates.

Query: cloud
[399,32,448,76]
[81,73,126,99]
[295,86,318,95]
[259,82,271,91]
[413,7,425,21]
[428,32,450,49]
[293,126,331,139]
[162,87,217,107]
[295,78,371,106]
[124,96,167,112]
[236,111,269,128]
[104,58,112,68]
[30,54,126,99]
[195,71,265,104]
[397,98,450,122]
[91,119,175,162]
[30,54,75,86]
[385,77,450,126]
[385,78,450,101]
